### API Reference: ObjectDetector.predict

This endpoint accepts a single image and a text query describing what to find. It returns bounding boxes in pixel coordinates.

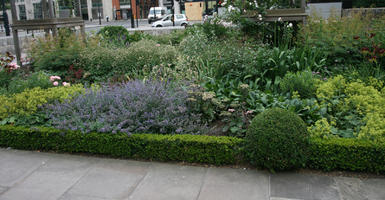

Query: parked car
[148,7,166,24]
[152,14,189,27]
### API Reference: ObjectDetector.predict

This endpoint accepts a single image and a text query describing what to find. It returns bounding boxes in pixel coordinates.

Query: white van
[148,7,166,24]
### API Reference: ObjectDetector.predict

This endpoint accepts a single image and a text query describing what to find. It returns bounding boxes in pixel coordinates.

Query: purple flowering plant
[46,80,206,135]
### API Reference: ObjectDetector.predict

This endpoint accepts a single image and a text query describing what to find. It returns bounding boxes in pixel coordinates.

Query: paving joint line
[194,167,209,200]
[125,162,152,199]
[56,158,100,200]
[0,153,51,196]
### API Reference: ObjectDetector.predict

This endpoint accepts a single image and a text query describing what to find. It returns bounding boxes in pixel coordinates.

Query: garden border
[0,125,384,173]
[0,125,243,165]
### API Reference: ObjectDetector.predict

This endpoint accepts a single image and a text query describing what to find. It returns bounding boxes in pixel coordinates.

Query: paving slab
[63,158,150,200]
[270,172,340,200]
[0,187,7,195]
[334,177,367,200]
[361,178,385,200]
[0,149,49,187]
[197,167,269,200]
[59,193,114,200]
[128,163,206,200]
[0,154,95,200]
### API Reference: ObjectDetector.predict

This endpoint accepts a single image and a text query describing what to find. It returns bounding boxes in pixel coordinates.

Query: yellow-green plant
[309,76,385,140]
[0,84,84,119]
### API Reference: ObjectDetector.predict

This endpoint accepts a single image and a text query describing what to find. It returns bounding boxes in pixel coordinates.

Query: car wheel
[156,25,162,27]
[148,20,152,24]
[181,23,188,27]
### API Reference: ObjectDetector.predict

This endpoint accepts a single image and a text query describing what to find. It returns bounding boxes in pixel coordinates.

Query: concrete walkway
[0,148,384,200]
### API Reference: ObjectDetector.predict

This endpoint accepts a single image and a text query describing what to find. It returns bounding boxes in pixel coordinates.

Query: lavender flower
[46,80,206,135]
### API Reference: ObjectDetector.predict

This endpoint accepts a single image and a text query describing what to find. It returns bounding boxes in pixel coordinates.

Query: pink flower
[53,81,59,86]
[62,82,70,87]
[8,63,20,70]
[245,110,254,115]
[228,109,235,112]
[49,76,61,82]
[156,44,161,47]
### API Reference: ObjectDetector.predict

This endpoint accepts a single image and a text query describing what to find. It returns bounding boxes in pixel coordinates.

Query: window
[176,14,184,19]
[33,3,43,19]
[19,5,27,20]
[120,0,130,6]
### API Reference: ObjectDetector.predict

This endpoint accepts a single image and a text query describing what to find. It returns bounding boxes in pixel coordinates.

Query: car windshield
[149,10,162,14]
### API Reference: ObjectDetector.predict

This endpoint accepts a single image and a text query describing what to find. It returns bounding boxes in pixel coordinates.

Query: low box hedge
[308,138,385,174]
[0,125,243,165]
[0,125,384,173]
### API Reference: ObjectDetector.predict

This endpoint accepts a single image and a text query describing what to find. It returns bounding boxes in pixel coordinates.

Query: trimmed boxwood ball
[245,108,309,171]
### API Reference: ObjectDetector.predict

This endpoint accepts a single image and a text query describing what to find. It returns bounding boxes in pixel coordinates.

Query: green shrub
[0,125,243,165]
[29,29,86,74]
[6,71,53,95]
[77,40,177,82]
[280,70,317,98]
[149,30,186,46]
[299,12,385,71]
[245,108,309,171]
[309,137,385,173]
[309,75,385,140]
[0,84,84,120]
[97,26,145,46]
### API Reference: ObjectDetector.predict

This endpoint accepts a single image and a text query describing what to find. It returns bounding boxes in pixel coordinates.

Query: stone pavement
[0,148,384,200]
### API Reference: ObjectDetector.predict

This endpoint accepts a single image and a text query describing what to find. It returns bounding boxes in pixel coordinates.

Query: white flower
[228,5,235,12]
[278,17,282,22]
[254,1,258,7]
[288,23,293,27]
[258,14,263,20]
[222,1,226,6]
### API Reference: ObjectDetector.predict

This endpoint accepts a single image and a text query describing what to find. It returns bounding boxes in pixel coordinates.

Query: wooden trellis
[10,0,85,66]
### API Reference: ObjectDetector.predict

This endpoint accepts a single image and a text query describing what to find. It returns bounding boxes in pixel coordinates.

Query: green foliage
[0,52,18,89]
[97,26,145,46]
[77,40,177,82]
[245,108,309,171]
[1,125,385,173]
[280,70,318,98]
[29,29,86,74]
[309,76,385,140]
[149,30,187,46]
[309,137,385,173]
[299,13,385,71]
[0,85,84,120]
[352,0,385,8]
[0,125,243,165]
[194,19,229,39]
[5,71,53,95]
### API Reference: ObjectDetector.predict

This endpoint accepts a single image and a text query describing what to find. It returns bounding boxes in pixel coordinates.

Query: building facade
[11,0,182,21]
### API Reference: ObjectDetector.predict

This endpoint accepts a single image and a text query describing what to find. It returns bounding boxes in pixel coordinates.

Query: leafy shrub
[245,108,309,171]
[299,13,385,71]
[0,53,19,90]
[46,80,206,135]
[97,26,145,46]
[149,30,187,46]
[77,40,177,82]
[309,76,385,140]
[6,71,53,95]
[0,84,84,120]
[1,125,385,173]
[0,125,242,165]
[280,70,318,98]
[29,29,86,74]
[309,137,385,173]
